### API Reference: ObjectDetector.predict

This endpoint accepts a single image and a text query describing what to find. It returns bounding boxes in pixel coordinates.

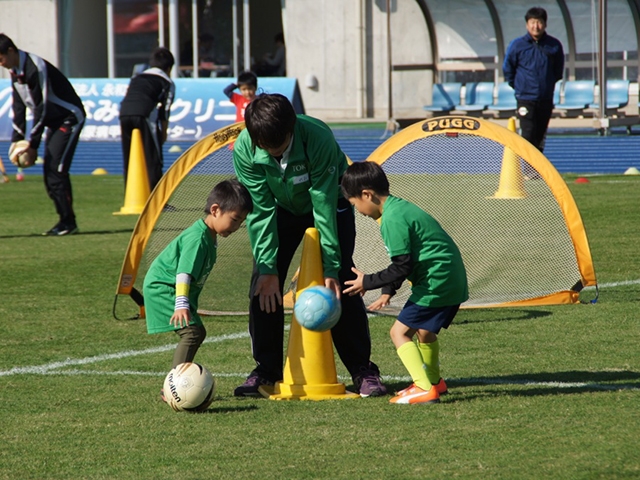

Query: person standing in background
[503,7,564,153]
[119,47,175,192]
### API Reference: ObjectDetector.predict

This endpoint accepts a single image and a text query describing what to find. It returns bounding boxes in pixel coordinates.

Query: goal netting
[354,117,596,313]
[114,117,597,320]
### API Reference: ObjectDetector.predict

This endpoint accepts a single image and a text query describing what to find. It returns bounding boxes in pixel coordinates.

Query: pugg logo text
[422,117,480,132]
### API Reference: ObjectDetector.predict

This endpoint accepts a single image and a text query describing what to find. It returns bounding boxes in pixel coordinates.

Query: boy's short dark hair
[237,71,257,88]
[244,93,296,150]
[525,7,547,23]
[204,178,253,214]
[341,162,390,198]
[149,47,175,72]
[0,33,17,54]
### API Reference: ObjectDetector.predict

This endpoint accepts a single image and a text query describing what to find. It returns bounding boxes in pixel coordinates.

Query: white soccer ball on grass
[163,362,215,412]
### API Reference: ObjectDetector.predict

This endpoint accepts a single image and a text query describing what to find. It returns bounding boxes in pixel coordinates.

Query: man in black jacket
[0,33,85,236]
[119,47,175,192]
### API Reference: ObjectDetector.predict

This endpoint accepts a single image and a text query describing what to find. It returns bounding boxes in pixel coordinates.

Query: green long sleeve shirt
[232,115,347,278]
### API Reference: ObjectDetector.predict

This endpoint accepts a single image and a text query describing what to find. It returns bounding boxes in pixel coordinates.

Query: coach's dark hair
[525,7,547,23]
[149,47,175,72]
[237,71,258,89]
[0,33,17,54]
[204,178,253,214]
[244,93,296,150]
[341,162,390,199]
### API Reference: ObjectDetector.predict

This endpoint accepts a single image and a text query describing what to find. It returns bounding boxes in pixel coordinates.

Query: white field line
[18,370,640,392]
[1,279,638,386]
[0,331,249,377]
[584,279,640,289]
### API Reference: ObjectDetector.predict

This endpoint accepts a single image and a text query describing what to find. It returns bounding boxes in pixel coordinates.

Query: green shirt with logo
[233,115,347,278]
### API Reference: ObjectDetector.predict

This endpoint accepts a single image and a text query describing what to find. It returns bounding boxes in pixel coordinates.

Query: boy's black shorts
[397,302,460,333]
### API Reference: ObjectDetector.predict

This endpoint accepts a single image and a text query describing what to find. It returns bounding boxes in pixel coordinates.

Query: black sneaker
[234,374,274,397]
[353,370,387,398]
[43,223,79,236]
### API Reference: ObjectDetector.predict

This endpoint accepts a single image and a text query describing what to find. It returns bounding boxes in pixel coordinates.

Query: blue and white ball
[294,286,342,332]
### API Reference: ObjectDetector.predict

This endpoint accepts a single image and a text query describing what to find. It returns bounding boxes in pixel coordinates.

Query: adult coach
[232,94,386,398]
[119,47,175,192]
[503,7,564,152]
[0,33,85,236]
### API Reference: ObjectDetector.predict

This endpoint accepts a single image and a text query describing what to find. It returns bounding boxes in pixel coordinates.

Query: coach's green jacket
[232,115,347,279]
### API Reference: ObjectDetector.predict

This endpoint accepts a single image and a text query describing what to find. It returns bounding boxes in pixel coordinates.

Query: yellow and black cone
[259,228,359,400]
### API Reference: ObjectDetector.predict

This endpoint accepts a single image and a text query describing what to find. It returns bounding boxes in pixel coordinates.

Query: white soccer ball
[8,140,35,168]
[163,362,215,412]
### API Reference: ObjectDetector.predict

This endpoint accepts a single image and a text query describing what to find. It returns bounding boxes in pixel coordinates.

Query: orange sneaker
[433,378,448,395]
[395,383,416,396]
[396,378,448,396]
[389,385,440,404]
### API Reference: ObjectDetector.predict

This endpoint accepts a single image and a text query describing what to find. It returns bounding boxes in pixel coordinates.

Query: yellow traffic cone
[259,228,360,400]
[114,129,150,215]
[490,117,526,199]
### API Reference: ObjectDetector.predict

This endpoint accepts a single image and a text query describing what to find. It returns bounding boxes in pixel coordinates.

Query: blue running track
[1,127,638,177]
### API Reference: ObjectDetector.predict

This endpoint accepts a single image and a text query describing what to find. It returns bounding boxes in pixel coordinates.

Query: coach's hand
[324,277,341,301]
[255,274,282,313]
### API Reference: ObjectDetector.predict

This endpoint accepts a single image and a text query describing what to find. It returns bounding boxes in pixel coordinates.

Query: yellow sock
[418,339,441,384]
[397,341,431,391]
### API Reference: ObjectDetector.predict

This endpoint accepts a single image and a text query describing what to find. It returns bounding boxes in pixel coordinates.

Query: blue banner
[0,77,304,142]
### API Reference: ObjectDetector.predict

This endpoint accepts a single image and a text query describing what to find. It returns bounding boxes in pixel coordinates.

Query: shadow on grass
[455,309,554,324]
[0,228,134,239]
[429,370,640,402]
[199,404,259,414]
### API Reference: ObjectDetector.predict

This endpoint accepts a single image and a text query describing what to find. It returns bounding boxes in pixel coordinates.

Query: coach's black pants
[516,99,554,152]
[120,115,164,192]
[44,115,83,226]
[247,197,378,383]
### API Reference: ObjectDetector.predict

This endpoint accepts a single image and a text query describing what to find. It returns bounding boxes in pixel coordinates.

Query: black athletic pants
[44,115,83,227]
[516,99,554,152]
[247,196,378,383]
[120,115,164,192]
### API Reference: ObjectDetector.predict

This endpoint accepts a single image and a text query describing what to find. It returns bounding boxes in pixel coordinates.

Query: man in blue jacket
[503,7,564,153]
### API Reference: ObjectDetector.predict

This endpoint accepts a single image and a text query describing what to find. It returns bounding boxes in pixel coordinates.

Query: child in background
[341,162,468,405]
[143,179,252,397]
[223,71,258,122]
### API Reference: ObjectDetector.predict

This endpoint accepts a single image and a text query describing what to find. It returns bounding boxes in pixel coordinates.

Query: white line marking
[25,370,640,392]
[584,279,640,289]
[0,331,249,377]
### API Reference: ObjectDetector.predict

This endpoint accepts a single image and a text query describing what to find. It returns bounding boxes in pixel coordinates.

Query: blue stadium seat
[556,80,595,112]
[553,80,562,107]
[455,82,494,112]
[424,83,462,112]
[588,79,630,109]
[489,82,517,112]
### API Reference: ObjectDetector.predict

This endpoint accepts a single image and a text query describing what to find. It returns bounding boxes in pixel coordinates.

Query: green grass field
[1,173,639,479]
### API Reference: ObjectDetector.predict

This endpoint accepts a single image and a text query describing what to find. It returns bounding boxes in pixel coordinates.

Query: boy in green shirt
[342,162,468,405]
[143,179,252,383]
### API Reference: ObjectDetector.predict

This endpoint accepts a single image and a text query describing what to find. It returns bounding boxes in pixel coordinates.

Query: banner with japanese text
[0,77,304,142]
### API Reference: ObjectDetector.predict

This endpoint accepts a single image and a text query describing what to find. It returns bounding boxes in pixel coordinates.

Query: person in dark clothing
[0,33,85,236]
[119,47,175,192]
[232,94,386,398]
[503,7,564,152]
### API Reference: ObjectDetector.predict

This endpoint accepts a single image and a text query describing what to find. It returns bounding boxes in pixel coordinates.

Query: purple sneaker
[234,374,275,397]
[354,371,387,397]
